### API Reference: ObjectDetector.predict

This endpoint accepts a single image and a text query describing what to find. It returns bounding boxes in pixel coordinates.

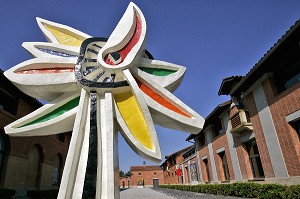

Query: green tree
[119,170,126,178]
[125,171,133,177]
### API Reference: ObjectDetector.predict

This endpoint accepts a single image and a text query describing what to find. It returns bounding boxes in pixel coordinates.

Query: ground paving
[120,187,246,199]
[120,187,175,199]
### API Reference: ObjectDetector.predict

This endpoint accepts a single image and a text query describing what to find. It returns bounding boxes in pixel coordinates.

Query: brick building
[0,70,70,193]
[217,19,300,183]
[178,146,199,184]
[119,177,131,188]
[130,165,164,187]
[162,19,300,185]
[187,101,235,183]
[161,145,194,184]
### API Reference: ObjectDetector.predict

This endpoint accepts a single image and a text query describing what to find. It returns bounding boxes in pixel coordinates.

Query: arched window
[25,145,43,189]
[52,153,63,186]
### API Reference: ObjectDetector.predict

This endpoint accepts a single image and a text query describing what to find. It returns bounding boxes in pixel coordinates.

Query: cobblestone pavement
[120,187,246,199]
[153,188,246,199]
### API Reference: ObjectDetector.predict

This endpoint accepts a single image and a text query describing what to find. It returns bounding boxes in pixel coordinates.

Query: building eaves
[229,19,300,96]
[185,134,195,141]
[204,100,231,124]
[186,100,231,141]
[130,165,161,171]
[166,145,193,159]
[218,76,244,95]
[160,145,194,167]
[182,145,195,156]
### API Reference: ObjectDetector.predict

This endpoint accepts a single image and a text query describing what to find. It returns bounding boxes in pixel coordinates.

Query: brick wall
[262,78,300,176]
[243,91,275,178]
[197,145,211,182]
[130,165,164,186]
[0,89,70,189]
[211,134,235,181]
[119,177,131,188]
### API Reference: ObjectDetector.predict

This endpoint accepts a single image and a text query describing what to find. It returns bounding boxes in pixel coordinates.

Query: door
[153,178,159,188]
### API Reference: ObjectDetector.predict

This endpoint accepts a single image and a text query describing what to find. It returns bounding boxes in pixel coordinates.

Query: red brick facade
[0,71,70,190]
[262,79,300,176]
[119,177,131,188]
[160,20,300,186]
[161,145,204,185]
[130,165,164,187]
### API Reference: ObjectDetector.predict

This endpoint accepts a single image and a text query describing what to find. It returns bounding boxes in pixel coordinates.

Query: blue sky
[1,0,300,172]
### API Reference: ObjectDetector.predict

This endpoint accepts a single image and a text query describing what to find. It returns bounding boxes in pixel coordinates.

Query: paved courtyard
[120,188,244,199]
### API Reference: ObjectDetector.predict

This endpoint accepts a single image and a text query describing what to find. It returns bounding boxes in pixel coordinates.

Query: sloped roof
[160,145,194,166]
[230,19,300,95]
[165,145,193,159]
[186,100,231,141]
[218,76,243,95]
[130,165,162,171]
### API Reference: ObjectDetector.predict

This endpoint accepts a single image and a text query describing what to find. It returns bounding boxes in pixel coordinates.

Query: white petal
[4,92,79,136]
[133,73,205,134]
[36,17,90,46]
[22,42,79,58]
[131,57,186,92]
[4,57,79,101]
[114,69,161,162]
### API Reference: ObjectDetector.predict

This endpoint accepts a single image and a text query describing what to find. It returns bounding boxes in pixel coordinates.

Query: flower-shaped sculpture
[4,3,204,199]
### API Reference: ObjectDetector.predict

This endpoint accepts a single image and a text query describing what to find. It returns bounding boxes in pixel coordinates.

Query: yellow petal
[114,92,154,150]
[44,24,83,47]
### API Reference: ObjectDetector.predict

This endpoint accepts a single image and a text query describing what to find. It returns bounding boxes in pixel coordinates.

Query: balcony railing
[230,109,253,133]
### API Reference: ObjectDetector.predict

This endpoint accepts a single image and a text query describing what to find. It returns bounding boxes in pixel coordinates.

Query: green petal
[138,67,176,76]
[19,97,80,127]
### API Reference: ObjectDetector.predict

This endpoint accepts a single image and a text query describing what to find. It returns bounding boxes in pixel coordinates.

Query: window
[291,120,300,140]
[154,172,156,175]
[286,72,300,89]
[183,150,195,160]
[245,140,264,178]
[218,151,230,181]
[274,57,300,93]
[0,87,19,116]
[138,173,141,175]
[212,120,223,138]
[203,159,211,182]
[198,133,206,147]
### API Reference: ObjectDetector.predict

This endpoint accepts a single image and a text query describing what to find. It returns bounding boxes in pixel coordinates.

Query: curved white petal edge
[22,42,80,58]
[36,17,91,44]
[133,71,204,134]
[3,2,205,199]
[97,2,146,71]
[115,69,161,162]
[4,57,79,101]
[133,58,186,92]
[4,92,79,136]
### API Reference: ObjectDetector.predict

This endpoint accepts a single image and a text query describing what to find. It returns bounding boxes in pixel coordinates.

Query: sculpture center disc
[75,38,129,90]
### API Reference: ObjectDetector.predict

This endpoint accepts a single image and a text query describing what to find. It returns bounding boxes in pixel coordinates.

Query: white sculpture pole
[4,2,205,199]
[97,93,119,199]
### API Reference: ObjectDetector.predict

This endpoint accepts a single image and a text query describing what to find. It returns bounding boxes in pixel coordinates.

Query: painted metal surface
[4,2,204,199]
